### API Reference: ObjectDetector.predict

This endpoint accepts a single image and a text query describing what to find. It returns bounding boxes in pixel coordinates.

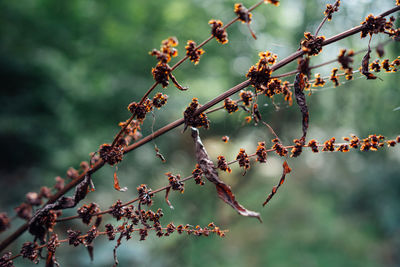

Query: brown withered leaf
[294,73,309,142]
[263,161,292,206]
[29,174,92,241]
[113,171,127,192]
[191,128,261,222]
[361,48,377,80]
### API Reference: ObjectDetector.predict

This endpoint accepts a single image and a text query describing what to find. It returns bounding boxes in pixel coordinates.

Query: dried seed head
[322,137,336,151]
[290,139,304,157]
[224,98,239,113]
[77,203,100,225]
[324,1,340,21]
[0,252,13,267]
[308,139,319,153]
[20,242,38,263]
[330,68,339,87]
[185,40,205,65]
[192,164,205,185]
[313,73,326,87]
[209,20,228,44]
[99,143,123,166]
[165,172,184,193]
[361,14,387,38]
[183,98,210,130]
[239,90,253,106]
[256,142,268,163]
[300,32,325,56]
[247,51,276,92]
[236,149,250,174]
[217,156,232,173]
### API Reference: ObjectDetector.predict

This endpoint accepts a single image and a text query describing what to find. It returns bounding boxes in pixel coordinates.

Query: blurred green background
[0,0,399,266]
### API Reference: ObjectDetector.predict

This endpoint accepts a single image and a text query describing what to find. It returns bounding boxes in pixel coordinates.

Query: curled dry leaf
[113,171,127,192]
[191,128,261,222]
[263,161,292,206]
[294,73,309,142]
[361,47,377,80]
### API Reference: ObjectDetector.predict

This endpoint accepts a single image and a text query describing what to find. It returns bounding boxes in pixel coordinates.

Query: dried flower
[300,32,325,56]
[247,51,276,92]
[110,200,125,220]
[20,242,38,263]
[308,139,319,153]
[217,156,232,173]
[330,68,339,87]
[290,139,304,157]
[322,137,336,151]
[370,59,381,72]
[192,164,205,185]
[84,226,98,245]
[337,144,350,152]
[47,234,60,254]
[152,93,168,109]
[239,90,253,106]
[236,148,250,174]
[149,37,178,64]
[313,73,326,87]
[77,203,100,225]
[361,14,387,38]
[105,224,115,240]
[324,1,340,21]
[99,143,123,166]
[265,78,282,97]
[185,40,205,65]
[137,184,153,206]
[166,172,184,193]
[256,142,268,163]
[224,98,239,113]
[272,139,288,157]
[0,252,14,267]
[183,98,210,130]
[67,230,82,247]
[209,20,228,44]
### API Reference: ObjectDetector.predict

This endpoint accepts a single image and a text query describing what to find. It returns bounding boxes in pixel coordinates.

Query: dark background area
[0,0,399,266]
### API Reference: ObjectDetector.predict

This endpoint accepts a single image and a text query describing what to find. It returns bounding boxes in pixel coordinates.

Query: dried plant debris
[293,73,309,142]
[263,161,292,206]
[191,128,261,222]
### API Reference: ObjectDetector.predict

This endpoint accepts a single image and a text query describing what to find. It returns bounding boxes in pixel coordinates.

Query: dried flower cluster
[209,20,228,44]
[183,98,210,130]
[324,1,340,21]
[301,32,325,56]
